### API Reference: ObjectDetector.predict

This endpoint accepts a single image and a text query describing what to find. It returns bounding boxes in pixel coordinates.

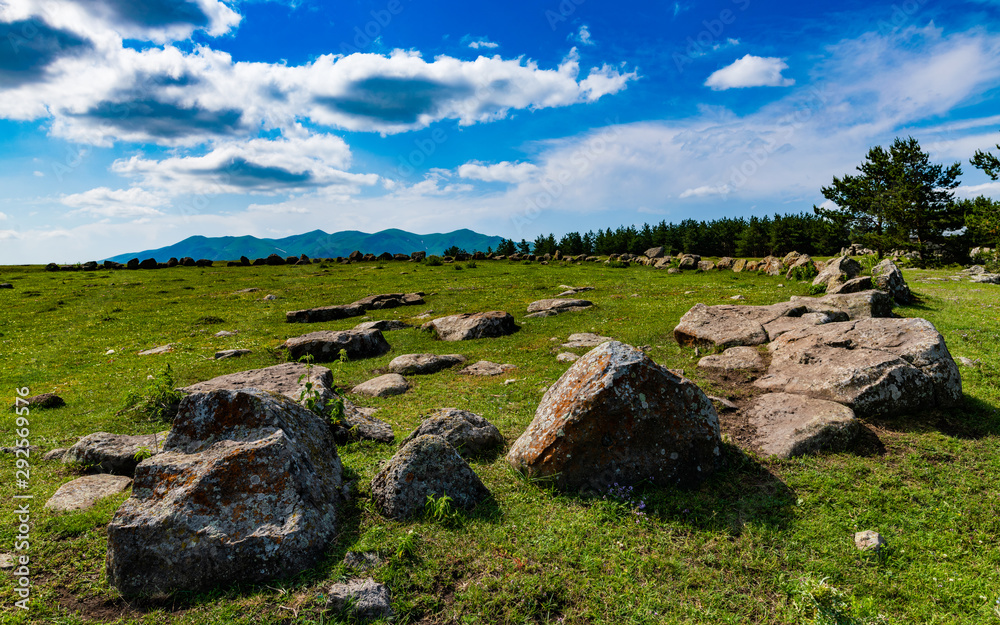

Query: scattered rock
[556,352,579,363]
[812,256,861,290]
[342,551,383,573]
[371,434,490,520]
[263,294,277,301]
[561,332,613,349]
[970,273,1000,284]
[526,298,593,316]
[325,578,393,622]
[25,393,65,408]
[334,411,395,445]
[422,311,519,341]
[234,288,260,293]
[45,474,132,512]
[872,259,912,304]
[762,311,848,341]
[352,292,425,310]
[730,294,745,301]
[106,389,344,598]
[354,319,412,332]
[746,393,858,458]
[697,346,765,371]
[214,349,251,360]
[43,448,68,461]
[351,374,410,398]
[0,283,12,289]
[138,344,174,356]
[213,330,238,337]
[458,361,516,376]
[285,304,365,323]
[956,356,980,367]
[673,302,806,348]
[63,431,168,476]
[854,530,886,552]
[756,317,962,418]
[0,553,14,569]
[785,254,815,279]
[790,290,894,319]
[644,246,665,259]
[400,409,503,456]
[706,396,738,411]
[283,328,391,361]
[507,341,721,492]
[827,276,873,295]
[388,353,466,375]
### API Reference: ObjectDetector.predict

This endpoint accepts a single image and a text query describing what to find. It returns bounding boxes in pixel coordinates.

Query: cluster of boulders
[287,292,425,323]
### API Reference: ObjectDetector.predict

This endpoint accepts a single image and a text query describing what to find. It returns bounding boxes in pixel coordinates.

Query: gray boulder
[458,361,516,376]
[352,292,424,310]
[561,333,613,349]
[354,319,412,332]
[745,393,858,458]
[697,346,765,371]
[371,434,490,520]
[106,389,343,598]
[506,341,721,492]
[282,328,390,361]
[785,254,816,279]
[325,578,393,622]
[872,259,912,304]
[526,298,593,316]
[422,311,519,341]
[334,411,395,445]
[388,353,466,375]
[673,301,806,348]
[285,304,364,323]
[351,374,409,398]
[827,276,873,295]
[44,474,132,512]
[400,409,503,456]
[63,431,168,476]
[644,246,665,259]
[812,256,861,289]
[755,317,962,417]
[971,273,1000,284]
[790,290,894,319]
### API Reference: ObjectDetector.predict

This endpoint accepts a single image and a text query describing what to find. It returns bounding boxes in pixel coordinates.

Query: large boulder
[761,256,783,276]
[644,246,665,259]
[63,432,168,476]
[746,393,858,458]
[678,254,701,270]
[827,276,873,295]
[506,341,721,492]
[673,301,806,348]
[387,353,466,375]
[785,254,816,280]
[400,409,503,456]
[812,256,861,289]
[754,317,962,418]
[371,435,490,520]
[106,390,344,598]
[282,328,390,361]
[422,311,518,341]
[872,259,912,304]
[790,290,894,319]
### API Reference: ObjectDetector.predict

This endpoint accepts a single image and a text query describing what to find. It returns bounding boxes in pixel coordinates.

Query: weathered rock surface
[644,246,665,259]
[971,273,1000,284]
[45,474,133,512]
[556,352,580,363]
[697,346,765,371]
[334,411,395,445]
[182,362,337,409]
[755,317,962,417]
[283,328,390,361]
[673,301,806,348]
[854,530,886,552]
[63,432,168,476]
[785,254,815,279]
[812,256,861,289]
[25,393,65,408]
[325,578,393,621]
[214,349,251,360]
[353,293,425,310]
[526,298,593,316]
[458,361,516,376]
[422,311,518,341]
[746,393,858,458]
[388,353,466,375]
[762,311,848,341]
[351,374,409,397]
[371,434,490,519]
[507,341,721,492]
[354,319,412,332]
[400,409,503,456]
[790,290,894,319]
[138,344,174,355]
[827,276,873,295]
[285,304,364,323]
[872,259,912,304]
[342,551,383,573]
[561,333,613,349]
[106,389,344,598]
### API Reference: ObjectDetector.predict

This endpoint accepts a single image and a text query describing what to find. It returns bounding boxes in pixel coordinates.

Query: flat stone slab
[63,431,168,476]
[697,346,765,371]
[138,344,174,355]
[789,290,894,319]
[351,374,410,397]
[673,302,806,348]
[745,393,857,458]
[526,298,594,314]
[561,333,613,349]
[556,352,579,363]
[388,353,466,375]
[354,320,412,332]
[458,361,516,376]
[45,474,132,512]
[422,311,519,341]
[182,362,337,408]
[285,304,365,323]
[283,328,390,361]
[214,349,251,360]
[762,311,847,341]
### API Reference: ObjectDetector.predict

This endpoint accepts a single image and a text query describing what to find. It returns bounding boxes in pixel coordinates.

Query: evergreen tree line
[494,213,851,259]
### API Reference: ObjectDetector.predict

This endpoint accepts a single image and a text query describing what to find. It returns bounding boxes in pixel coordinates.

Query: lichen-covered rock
[45,474,132,512]
[732,258,747,272]
[371,435,490,519]
[697,346,765,371]
[506,341,721,492]
[63,431,168,476]
[106,389,343,598]
[352,292,425,310]
[400,409,503,456]
[716,257,735,269]
[755,317,961,417]
[25,393,65,408]
[325,578,393,622]
[872,259,912,304]
[644,246,665,259]
[458,361,516,376]
[745,393,858,458]
[282,328,390,361]
[812,256,861,289]
[673,301,806,348]
[678,254,701,270]
[790,290,894,319]
[388,353,466,375]
[761,256,783,276]
[422,311,518,341]
[182,362,337,410]
[334,411,395,444]
[351,374,409,397]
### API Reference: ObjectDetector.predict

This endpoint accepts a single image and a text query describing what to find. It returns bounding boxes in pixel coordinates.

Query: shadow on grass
[867,395,1000,439]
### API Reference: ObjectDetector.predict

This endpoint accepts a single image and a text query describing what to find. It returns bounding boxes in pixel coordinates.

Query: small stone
[706,395,738,411]
[235,288,260,293]
[214,349,251,360]
[730,295,745,301]
[25,393,65,408]
[0,553,15,569]
[854,530,886,552]
[214,330,237,337]
[45,474,133,512]
[561,333,613,349]
[556,352,579,363]
[351,374,410,397]
[105,349,115,355]
[263,294,277,300]
[325,578,393,622]
[43,448,68,461]
[0,283,13,289]
[956,356,979,367]
[458,361,516,376]
[342,551,383,573]
[138,344,174,355]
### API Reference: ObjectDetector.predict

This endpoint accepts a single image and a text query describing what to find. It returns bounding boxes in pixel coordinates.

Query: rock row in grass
[507,341,722,493]
[525,298,593,318]
[286,292,424,323]
[282,328,390,361]
[421,311,519,341]
[106,389,344,599]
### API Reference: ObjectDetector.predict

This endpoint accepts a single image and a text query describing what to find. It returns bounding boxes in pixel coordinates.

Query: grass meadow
[1,258,998,624]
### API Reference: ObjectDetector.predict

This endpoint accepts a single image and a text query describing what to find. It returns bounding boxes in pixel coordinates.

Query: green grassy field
[1,259,998,624]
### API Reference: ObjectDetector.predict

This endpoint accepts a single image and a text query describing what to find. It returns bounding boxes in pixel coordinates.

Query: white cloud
[679,185,729,198]
[569,25,594,46]
[61,187,169,218]
[956,181,1000,198]
[458,161,540,184]
[468,39,499,49]
[0,211,7,220]
[705,54,794,90]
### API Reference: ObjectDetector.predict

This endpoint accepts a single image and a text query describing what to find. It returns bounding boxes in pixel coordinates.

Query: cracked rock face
[106,390,343,599]
[754,318,961,417]
[506,341,721,492]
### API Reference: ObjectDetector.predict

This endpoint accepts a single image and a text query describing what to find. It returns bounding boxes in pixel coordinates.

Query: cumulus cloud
[705,54,794,90]
[468,39,499,49]
[569,25,594,46]
[61,187,169,218]
[458,161,540,184]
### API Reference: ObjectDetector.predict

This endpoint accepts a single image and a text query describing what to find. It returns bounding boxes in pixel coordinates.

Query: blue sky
[2,0,999,263]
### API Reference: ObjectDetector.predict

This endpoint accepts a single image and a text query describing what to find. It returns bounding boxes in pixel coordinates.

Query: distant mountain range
[104,228,505,263]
